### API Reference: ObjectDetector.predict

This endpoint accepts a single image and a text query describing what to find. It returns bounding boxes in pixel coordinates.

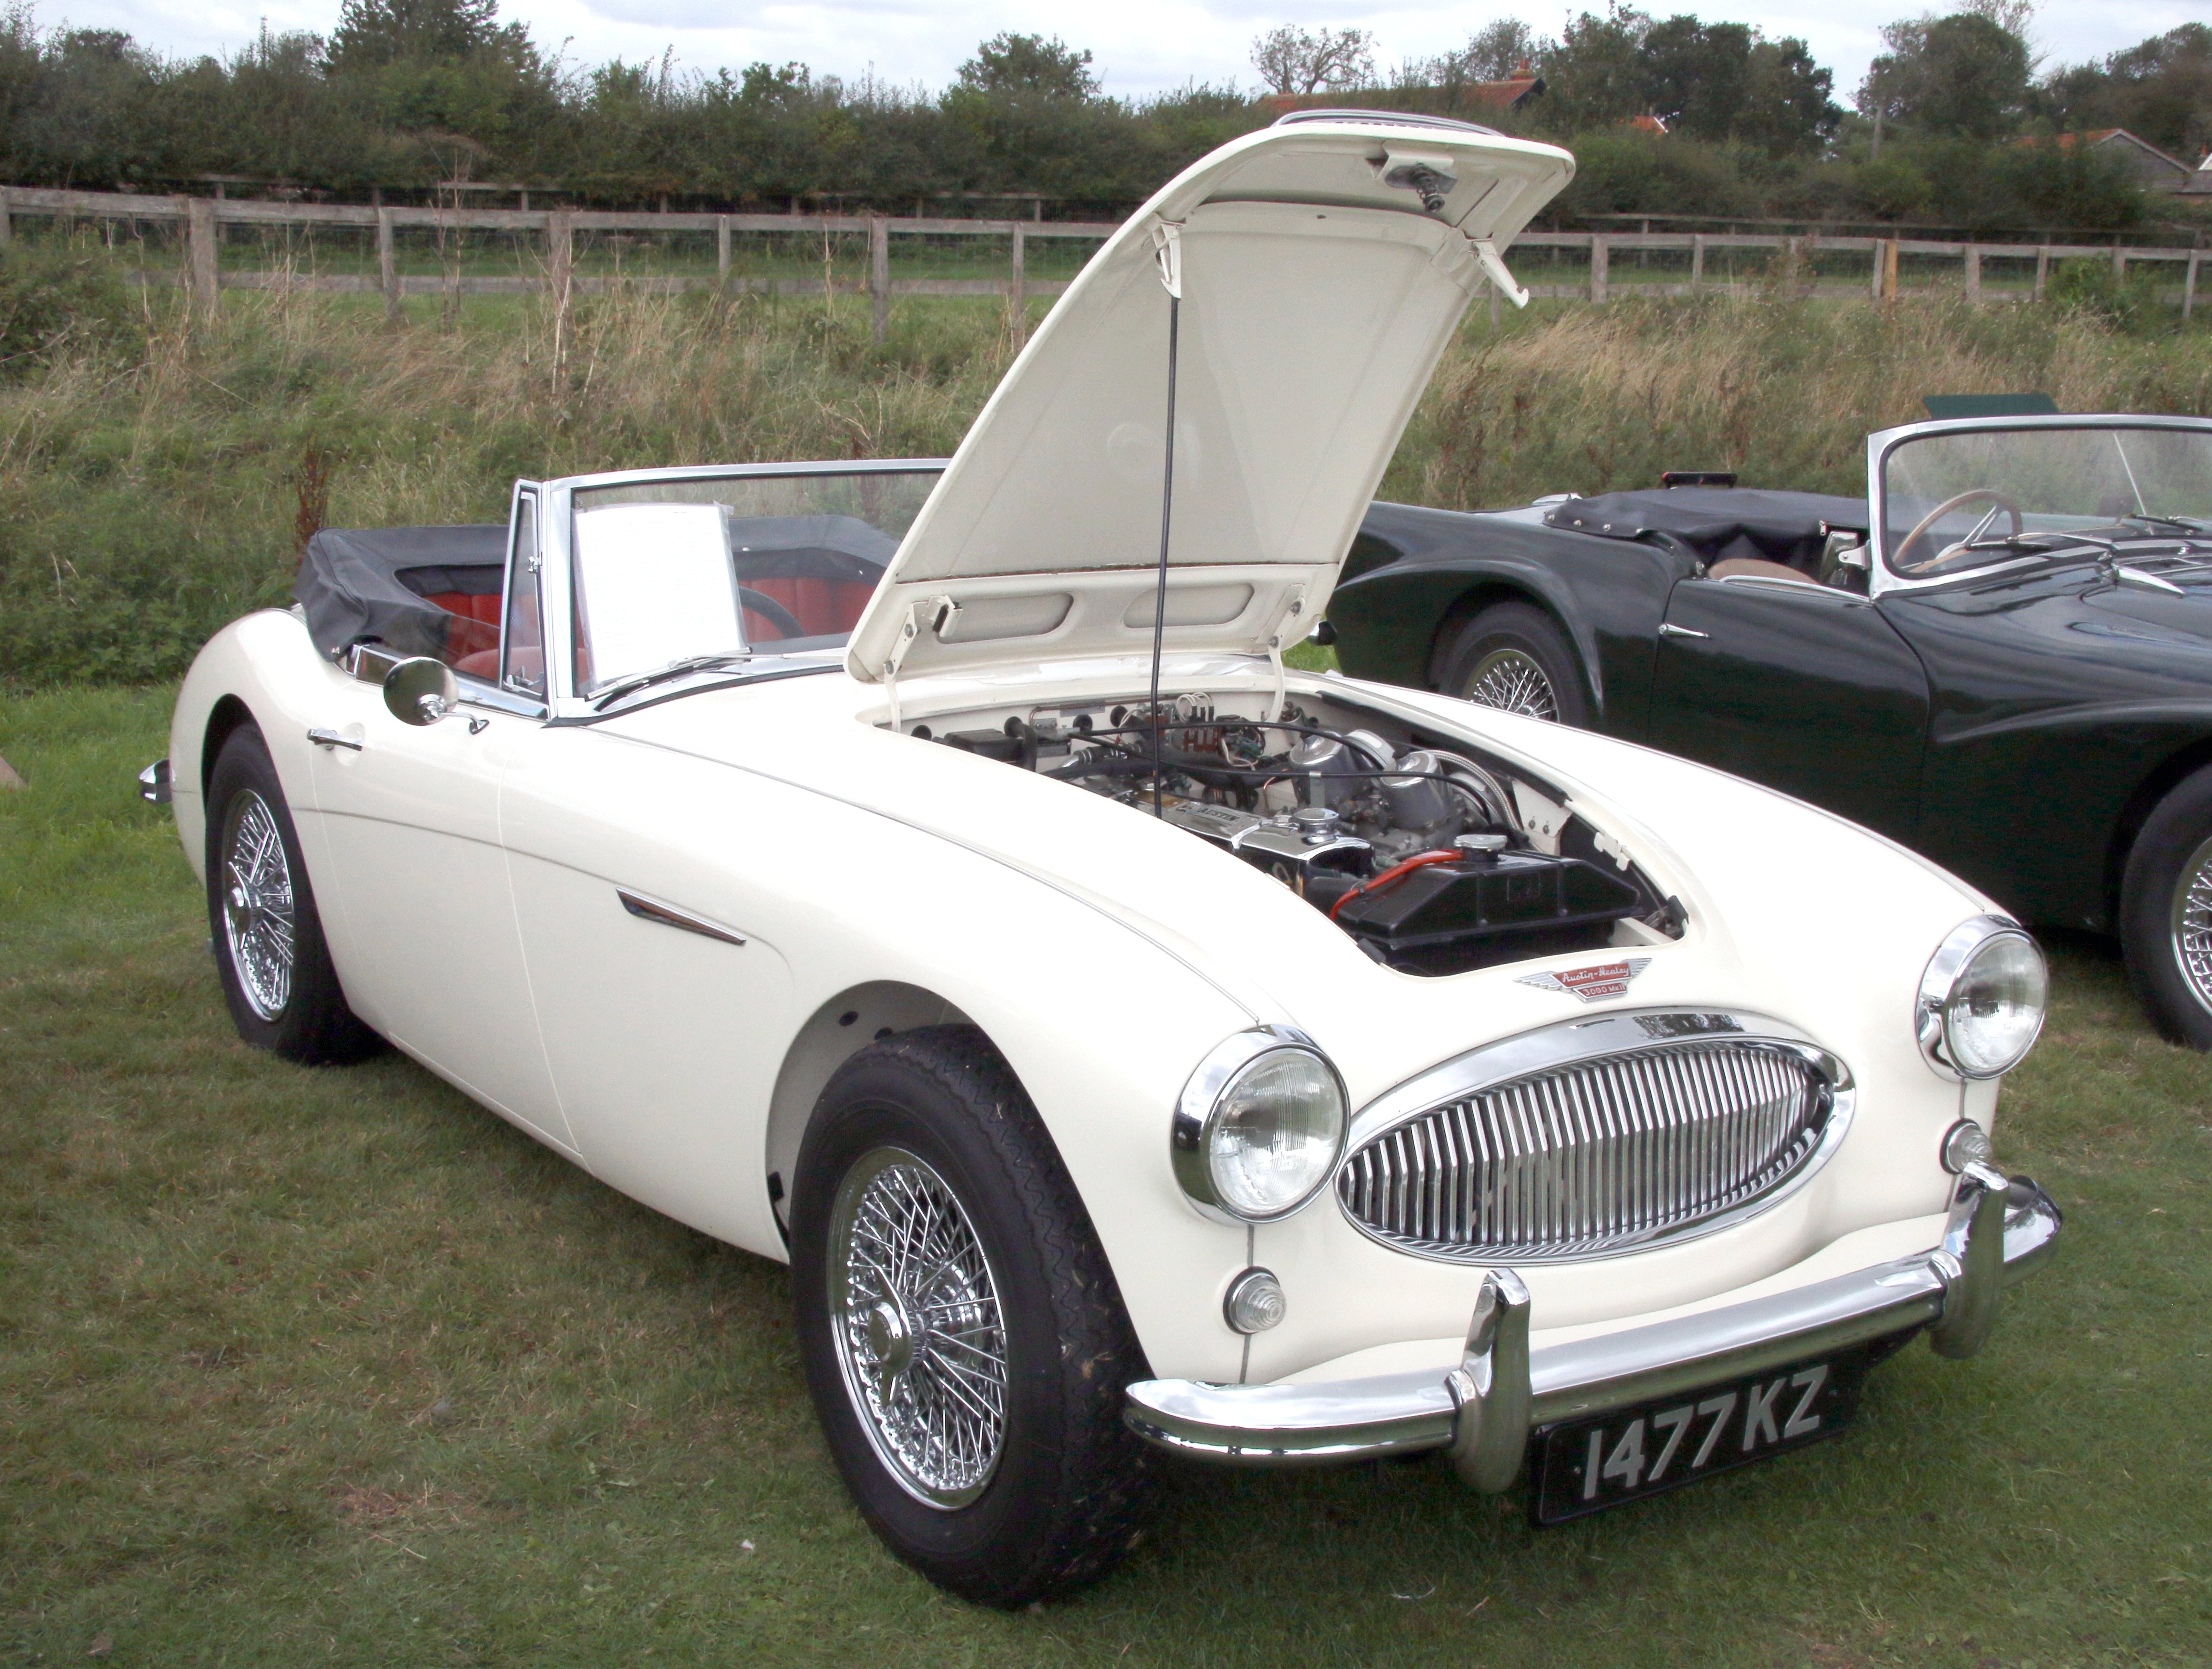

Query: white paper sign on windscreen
[572,502,742,687]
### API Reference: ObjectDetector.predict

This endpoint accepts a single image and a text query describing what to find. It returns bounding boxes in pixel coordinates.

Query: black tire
[2120,764,2212,1049]
[790,1026,1155,1606]
[1431,600,1590,726]
[204,725,382,1065]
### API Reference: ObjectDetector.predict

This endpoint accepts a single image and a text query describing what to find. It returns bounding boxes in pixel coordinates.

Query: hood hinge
[1263,587,1307,721]
[882,594,954,731]
[1468,236,1530,310]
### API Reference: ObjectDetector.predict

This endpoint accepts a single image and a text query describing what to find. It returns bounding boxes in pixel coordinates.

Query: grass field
[4,687,2210,1667]
[4,245,2209,687]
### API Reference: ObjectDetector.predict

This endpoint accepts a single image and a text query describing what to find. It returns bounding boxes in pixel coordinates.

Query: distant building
[2183,152,2212,198]
[1260,76,1544,123]
[2027,129,2198,193]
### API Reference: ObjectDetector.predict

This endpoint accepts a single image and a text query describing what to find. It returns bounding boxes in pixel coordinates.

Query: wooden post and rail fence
[0,184,2200,339]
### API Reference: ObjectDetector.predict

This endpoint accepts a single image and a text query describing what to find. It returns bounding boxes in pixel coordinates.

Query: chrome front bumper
[1125,1167,2060,1488]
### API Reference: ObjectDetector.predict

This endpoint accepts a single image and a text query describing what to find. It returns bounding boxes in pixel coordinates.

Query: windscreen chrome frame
[536,458,951,720]
[1866,413,2212,599]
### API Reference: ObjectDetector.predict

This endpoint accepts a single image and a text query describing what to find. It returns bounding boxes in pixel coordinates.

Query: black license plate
[1529,1347,1882,1526]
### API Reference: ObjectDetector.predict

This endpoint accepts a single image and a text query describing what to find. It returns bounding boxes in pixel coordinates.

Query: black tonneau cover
[1544,487,1868,569]
[294,524,505,662]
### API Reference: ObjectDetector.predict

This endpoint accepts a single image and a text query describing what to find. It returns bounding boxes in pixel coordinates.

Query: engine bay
[905,689,1684,978]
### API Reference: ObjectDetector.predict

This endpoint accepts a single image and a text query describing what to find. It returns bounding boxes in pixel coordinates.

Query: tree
[2039,25,2212,164]
[1249,26,1375,98]
[1535,7,1834,153]
[325,0,536,74]
[1859,12,2033,143]
[1440,19,1542,84]
[955,33,1098,101]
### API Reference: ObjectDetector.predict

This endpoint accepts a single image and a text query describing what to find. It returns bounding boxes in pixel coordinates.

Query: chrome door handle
[1658,623,1709,640]
[307,728,365,751]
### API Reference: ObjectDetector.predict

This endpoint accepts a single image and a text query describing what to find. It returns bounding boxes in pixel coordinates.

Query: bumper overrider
[1124,1165,2060,1490]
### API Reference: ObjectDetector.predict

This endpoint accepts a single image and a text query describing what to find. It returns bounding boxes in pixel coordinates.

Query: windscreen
[566,469,939,695]
[1883,426,2212,578]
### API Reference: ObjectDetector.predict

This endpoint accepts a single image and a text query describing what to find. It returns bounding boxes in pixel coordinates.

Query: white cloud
[34,0,2208,103]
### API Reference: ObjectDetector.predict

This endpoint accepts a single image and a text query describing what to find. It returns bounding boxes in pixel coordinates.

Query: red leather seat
[743,576,876,639]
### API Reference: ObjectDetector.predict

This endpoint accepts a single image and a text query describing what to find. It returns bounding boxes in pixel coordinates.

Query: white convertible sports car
[149,114,2060,1605]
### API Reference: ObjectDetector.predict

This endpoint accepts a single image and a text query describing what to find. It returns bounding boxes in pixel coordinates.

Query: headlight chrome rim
[1916,915,2048,1081]
[1173,1027,1348,1223]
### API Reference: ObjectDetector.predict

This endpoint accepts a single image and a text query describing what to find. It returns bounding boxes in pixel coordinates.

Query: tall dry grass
[0,280,1018,681]
[3,270,2210,683]
[1390,294,2212,509]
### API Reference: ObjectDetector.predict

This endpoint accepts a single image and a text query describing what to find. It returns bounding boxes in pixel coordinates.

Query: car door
[1645,573,1931,841]
[301,485,576,1153]
[499,724,796,1256]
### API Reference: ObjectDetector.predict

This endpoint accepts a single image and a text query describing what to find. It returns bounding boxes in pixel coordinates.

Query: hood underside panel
[849,121,1574,685]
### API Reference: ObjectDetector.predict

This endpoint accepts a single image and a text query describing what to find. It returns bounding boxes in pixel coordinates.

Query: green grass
[5,237,2209,687]
[4,687,2211,1666]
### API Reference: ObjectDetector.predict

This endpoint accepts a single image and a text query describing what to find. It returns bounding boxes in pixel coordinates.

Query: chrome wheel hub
[1464,648,1559,721]
[828,1147,1007,1509]
[220,790,296,1022]
[2170,834,2212,1016]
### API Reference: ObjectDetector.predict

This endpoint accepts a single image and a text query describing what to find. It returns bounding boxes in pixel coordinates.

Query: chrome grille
[1337,1040,1834,1262]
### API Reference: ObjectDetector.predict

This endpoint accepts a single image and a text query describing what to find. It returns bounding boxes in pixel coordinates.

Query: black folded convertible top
[1544,487,1869,568]
[294,524,506,662]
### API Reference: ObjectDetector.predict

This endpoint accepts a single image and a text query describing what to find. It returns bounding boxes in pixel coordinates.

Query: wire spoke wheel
[1464,647,1560,721]
[220,789,296,1022]
[828,1146,1008,1509]
[2169,834,2212,1017]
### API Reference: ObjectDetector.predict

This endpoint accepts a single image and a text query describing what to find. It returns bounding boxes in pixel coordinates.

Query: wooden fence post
[1008,222,1027,349]
[183,197,220,314]
[376,208,400,322]
[1875,239,1899,302]
[2034,246,2050,301]
[717,214,731,282]
[548,210,573,314]
[2114,247,2127,281]
[0,186,12,249]
[1589,234,1609,304]
[1964,244,1981,304]
[869,216,890,344]
[2186,251,2200,321]
[1689,232,1703,290]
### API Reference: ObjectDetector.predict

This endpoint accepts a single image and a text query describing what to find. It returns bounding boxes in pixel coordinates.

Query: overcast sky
[39,0,2209,104]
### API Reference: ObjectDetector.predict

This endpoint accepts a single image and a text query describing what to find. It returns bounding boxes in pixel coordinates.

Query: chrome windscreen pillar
[1444,1269,1531,1490]
[1929,1163,2009,1359]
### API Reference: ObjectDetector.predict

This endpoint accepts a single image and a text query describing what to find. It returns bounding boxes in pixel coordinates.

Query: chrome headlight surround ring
[1915,914,2048,1081]
[1172,1025,1349,1225]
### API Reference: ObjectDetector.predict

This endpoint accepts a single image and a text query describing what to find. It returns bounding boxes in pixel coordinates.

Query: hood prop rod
[1147,220,1185,823]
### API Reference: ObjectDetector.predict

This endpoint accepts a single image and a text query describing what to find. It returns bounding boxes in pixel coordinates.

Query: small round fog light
[1224,1267,1287,1335]
[1941,1118,1994,1174]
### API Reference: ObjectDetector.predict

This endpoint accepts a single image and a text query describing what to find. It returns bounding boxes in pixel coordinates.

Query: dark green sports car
[1329,414,2212,1044]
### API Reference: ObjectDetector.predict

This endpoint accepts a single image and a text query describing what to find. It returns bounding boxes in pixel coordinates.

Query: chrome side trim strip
[1124,1174,2059,1475]
[616,889,748,946]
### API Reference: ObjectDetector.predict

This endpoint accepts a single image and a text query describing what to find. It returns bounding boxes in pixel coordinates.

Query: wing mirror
[384,657,461,726]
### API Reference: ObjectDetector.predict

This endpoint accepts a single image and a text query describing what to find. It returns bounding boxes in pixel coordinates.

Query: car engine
[913,693,1681,978]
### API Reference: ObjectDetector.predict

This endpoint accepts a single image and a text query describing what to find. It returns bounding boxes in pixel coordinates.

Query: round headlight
[1917,918,2048,1080]
[1174,1030,1348,1222]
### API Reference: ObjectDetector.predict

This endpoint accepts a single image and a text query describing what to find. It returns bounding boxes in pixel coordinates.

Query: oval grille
[1337,1040,1834,1261]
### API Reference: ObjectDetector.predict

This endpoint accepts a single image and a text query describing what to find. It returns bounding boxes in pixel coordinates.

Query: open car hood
[847,116,1574,687]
